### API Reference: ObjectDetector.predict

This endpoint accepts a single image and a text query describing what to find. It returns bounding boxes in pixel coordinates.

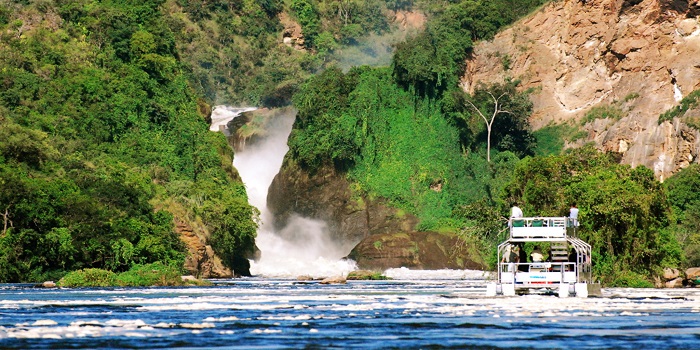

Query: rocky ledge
[656,267,700,287]
[347,231,486,271]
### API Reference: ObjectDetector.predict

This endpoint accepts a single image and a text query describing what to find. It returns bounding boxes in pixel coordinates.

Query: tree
[664,163,700,265]
[465,90,511,162]
[503,147,681,284]
[465,80,534,161]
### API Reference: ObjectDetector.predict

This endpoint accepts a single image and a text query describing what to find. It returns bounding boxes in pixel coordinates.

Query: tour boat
[486,216,602,297]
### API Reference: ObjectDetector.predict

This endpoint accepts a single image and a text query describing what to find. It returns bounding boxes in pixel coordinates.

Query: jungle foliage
[289,0,546,234]
[664,164,700,266]
[392,0,548,97]
[0,0,257,282]
[0,0,691,288]
[56,262,204,287]
[500,146,681,285]
[232,0,688,286]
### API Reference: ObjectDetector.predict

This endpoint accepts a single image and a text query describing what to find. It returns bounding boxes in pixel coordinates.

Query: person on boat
[567,248,577,271]
[530,246,544,263]
[509,204,524,228]
[502,245,512,263]
[511,204,524,219]
[517,243,528,272]
[502,244,518,272]
[569,204,579,227]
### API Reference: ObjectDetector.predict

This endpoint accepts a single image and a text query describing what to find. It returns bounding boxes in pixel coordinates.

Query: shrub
[347,270,391,280]
[58,269,117,287]
[657,89,700,125]
[115,262,184,287]
[580,105,624,126]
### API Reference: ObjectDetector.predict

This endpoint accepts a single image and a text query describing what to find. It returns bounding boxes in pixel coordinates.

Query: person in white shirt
[569,204,579,227]
[530,246,544,262]
[511,205,523,219]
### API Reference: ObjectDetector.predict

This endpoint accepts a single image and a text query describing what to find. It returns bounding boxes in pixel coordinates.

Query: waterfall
[211,106,357,278]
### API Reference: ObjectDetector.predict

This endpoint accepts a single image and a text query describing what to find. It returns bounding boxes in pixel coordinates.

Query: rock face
[279,12,305,50]
[463,0,700,180]
[347,231,486,271]
[267,160,419,254]
[177,218,234,279]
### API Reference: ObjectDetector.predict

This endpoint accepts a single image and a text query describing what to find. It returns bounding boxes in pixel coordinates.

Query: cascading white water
[211,106,357,278]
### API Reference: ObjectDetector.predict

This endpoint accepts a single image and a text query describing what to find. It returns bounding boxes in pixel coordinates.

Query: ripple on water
[1,281,699,349]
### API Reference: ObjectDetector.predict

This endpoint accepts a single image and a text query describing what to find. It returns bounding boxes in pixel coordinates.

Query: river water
[1,269,699,349]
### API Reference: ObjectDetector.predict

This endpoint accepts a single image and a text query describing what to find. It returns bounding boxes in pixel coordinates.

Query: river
[1,269,699,349]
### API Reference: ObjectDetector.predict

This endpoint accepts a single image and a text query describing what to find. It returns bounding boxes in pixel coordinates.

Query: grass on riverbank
[57,262,211,287]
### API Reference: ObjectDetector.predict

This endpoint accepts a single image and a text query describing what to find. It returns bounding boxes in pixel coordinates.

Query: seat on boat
[512,219,525,227]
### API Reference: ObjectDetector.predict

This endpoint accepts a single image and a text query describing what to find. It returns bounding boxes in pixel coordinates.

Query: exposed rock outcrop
[267,160,419,254]
[177,218,233,279]
[347,231,486,271]
[655,266,700,287]
[463,0,700,180]
[279,12,305,50]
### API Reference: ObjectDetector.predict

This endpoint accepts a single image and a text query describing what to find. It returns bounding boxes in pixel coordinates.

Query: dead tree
[465,92,512,162]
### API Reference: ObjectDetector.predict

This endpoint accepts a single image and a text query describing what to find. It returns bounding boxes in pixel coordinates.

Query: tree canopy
[0,0,257,281]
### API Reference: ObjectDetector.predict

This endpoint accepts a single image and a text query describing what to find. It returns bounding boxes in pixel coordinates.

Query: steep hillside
[463,0,700,180]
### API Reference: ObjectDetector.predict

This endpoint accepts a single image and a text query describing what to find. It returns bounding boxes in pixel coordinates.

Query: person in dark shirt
[518,244,528,272]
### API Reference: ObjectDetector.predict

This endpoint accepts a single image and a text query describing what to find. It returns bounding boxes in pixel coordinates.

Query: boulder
[268,160,418,252]
[686,267,700,280]
[347,231,486,271]
[663,268,680,280]
[181,275,197,282]
[41,281,56,288]
[665,277,684,288]
[320,276,347,284]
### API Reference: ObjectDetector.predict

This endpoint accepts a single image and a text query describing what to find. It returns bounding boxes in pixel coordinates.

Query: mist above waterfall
[214,106,356,278]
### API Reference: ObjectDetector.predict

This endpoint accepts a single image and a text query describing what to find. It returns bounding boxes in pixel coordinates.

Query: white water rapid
[211,106,357,278]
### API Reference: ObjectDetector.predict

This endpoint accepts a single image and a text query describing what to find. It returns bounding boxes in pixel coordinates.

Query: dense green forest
[0,0,260,282]
[287,0,700,285]
[1,0,698,285]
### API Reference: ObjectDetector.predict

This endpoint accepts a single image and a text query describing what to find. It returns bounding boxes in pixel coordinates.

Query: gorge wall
[267,160,418,253]
[463,0,700,181]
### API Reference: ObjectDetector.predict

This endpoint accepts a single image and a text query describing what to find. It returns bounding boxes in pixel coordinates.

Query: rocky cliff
[347,231,486,271]
[267,160,418,252]
[463,0,700,180]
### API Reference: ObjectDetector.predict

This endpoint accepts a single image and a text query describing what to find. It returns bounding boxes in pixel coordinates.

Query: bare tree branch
[2,205,12,237]
[465,91,513,162]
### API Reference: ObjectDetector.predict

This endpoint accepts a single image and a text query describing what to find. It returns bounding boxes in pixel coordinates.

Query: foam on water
[3,277,700,347]
[212,106,358,278]
[384,267,492,280]
[208,106,257,132]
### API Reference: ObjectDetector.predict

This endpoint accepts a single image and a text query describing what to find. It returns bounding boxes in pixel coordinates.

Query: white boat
[486,216,602,297]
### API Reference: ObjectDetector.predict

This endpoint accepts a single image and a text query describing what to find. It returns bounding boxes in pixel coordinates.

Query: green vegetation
[502,146,681,285]
[459,79,536,160]
[580,104,625,126]
[0,0,257,282]
[392,0,548,97]
[346,270,391,280]
[664,164,700,266]
[57,268,118,288]
[0,0,693,289]
[658,89,700,128]
[532,121,587,156]
[57,262,199,287]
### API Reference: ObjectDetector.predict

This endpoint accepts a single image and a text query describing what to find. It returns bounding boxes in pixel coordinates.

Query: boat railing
[510,217,577,240]
[498,262,579,284]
